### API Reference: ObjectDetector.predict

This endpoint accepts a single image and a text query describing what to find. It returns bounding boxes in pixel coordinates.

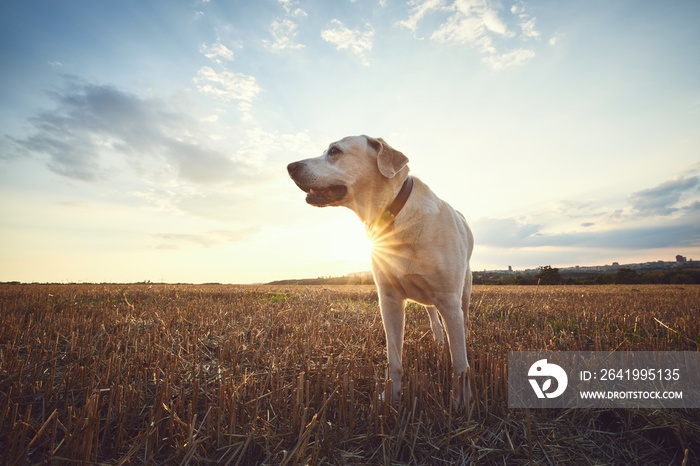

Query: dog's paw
[378,390,401,405]
[378,390,388,404]
[378,380,400,405]
[452,371,472,409]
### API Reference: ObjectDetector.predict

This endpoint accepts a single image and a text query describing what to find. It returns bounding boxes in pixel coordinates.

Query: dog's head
[287,136,409,215]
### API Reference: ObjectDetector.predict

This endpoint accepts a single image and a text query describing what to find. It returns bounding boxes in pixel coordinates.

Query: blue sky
[1,0,699,283]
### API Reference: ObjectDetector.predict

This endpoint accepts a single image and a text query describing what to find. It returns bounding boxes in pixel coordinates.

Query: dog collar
[370,176,413,234]
[385,175,413,221]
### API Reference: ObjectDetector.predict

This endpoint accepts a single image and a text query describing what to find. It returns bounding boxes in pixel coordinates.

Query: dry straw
[0,284,698,464]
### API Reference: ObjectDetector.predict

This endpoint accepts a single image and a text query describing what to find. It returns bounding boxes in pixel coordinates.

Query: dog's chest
[371,248,442,305]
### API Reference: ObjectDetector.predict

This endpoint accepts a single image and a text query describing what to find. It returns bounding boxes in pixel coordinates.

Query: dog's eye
[327,146,341,157]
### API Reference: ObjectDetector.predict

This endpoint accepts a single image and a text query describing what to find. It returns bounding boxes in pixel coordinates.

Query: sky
[1,0,699,284]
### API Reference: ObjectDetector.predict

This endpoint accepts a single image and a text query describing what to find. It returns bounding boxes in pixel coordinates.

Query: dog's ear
[365,136,409,178]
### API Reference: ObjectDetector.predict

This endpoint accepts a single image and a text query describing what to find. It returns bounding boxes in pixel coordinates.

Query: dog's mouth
[296,183,348,206]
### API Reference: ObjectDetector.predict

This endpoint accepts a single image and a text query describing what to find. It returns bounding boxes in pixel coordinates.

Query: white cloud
[278,0,306,18]
[482,8,510,36]
[510,3,524,15]
[265,18,305,52]
[511,1,540,39]
[549,33,563,46]
[519,18,540,38]
[193,66,261,119]
[472,217,542,248]
[265,0,307,52]
[321,19,374,66]
[398,0,446,33]
[405,0,513,53]
[398,0,542,69]
[482,48,535,69]
[152,227,260,250]
[141,128,315,222]
[236,127,313,169]
[194,67,259,101]
[201,41,234,63]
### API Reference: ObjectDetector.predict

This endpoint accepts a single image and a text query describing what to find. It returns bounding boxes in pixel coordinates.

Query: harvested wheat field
[1,284,699,465]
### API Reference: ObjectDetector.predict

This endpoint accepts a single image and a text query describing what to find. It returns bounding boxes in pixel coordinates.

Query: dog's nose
[287,162,299,175]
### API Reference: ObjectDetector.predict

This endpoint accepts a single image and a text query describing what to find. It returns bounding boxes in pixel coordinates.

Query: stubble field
[1,283,699,465]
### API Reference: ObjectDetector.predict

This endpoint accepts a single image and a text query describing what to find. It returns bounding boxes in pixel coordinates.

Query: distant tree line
[268,266,700,286]
[473,266,700,285]
[268,274,375,286]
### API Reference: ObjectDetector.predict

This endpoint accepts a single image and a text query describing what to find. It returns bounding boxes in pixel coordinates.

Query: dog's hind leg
[460,271,474,404]
[462,269,472,333]
[436,294,471,407]
[426,306,445,344]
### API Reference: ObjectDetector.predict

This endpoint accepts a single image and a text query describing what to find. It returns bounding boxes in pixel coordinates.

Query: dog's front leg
[378,292,405,403]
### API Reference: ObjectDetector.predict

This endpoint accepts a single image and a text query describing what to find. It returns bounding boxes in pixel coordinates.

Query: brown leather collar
[370,176,413,235]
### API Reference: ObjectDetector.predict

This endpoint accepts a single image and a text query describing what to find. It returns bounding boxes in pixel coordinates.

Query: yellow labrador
[287,135,473,406]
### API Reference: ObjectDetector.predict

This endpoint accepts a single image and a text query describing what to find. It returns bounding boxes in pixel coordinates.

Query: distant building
[676,255,687,263]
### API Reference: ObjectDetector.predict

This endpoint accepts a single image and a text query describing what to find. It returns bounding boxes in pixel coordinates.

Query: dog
[287,135,474,406]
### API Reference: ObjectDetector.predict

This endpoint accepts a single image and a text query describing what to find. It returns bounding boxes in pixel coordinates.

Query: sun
[330,216,373,269]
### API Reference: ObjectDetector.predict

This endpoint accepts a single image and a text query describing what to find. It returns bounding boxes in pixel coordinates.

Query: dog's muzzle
[287,162,348,207]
